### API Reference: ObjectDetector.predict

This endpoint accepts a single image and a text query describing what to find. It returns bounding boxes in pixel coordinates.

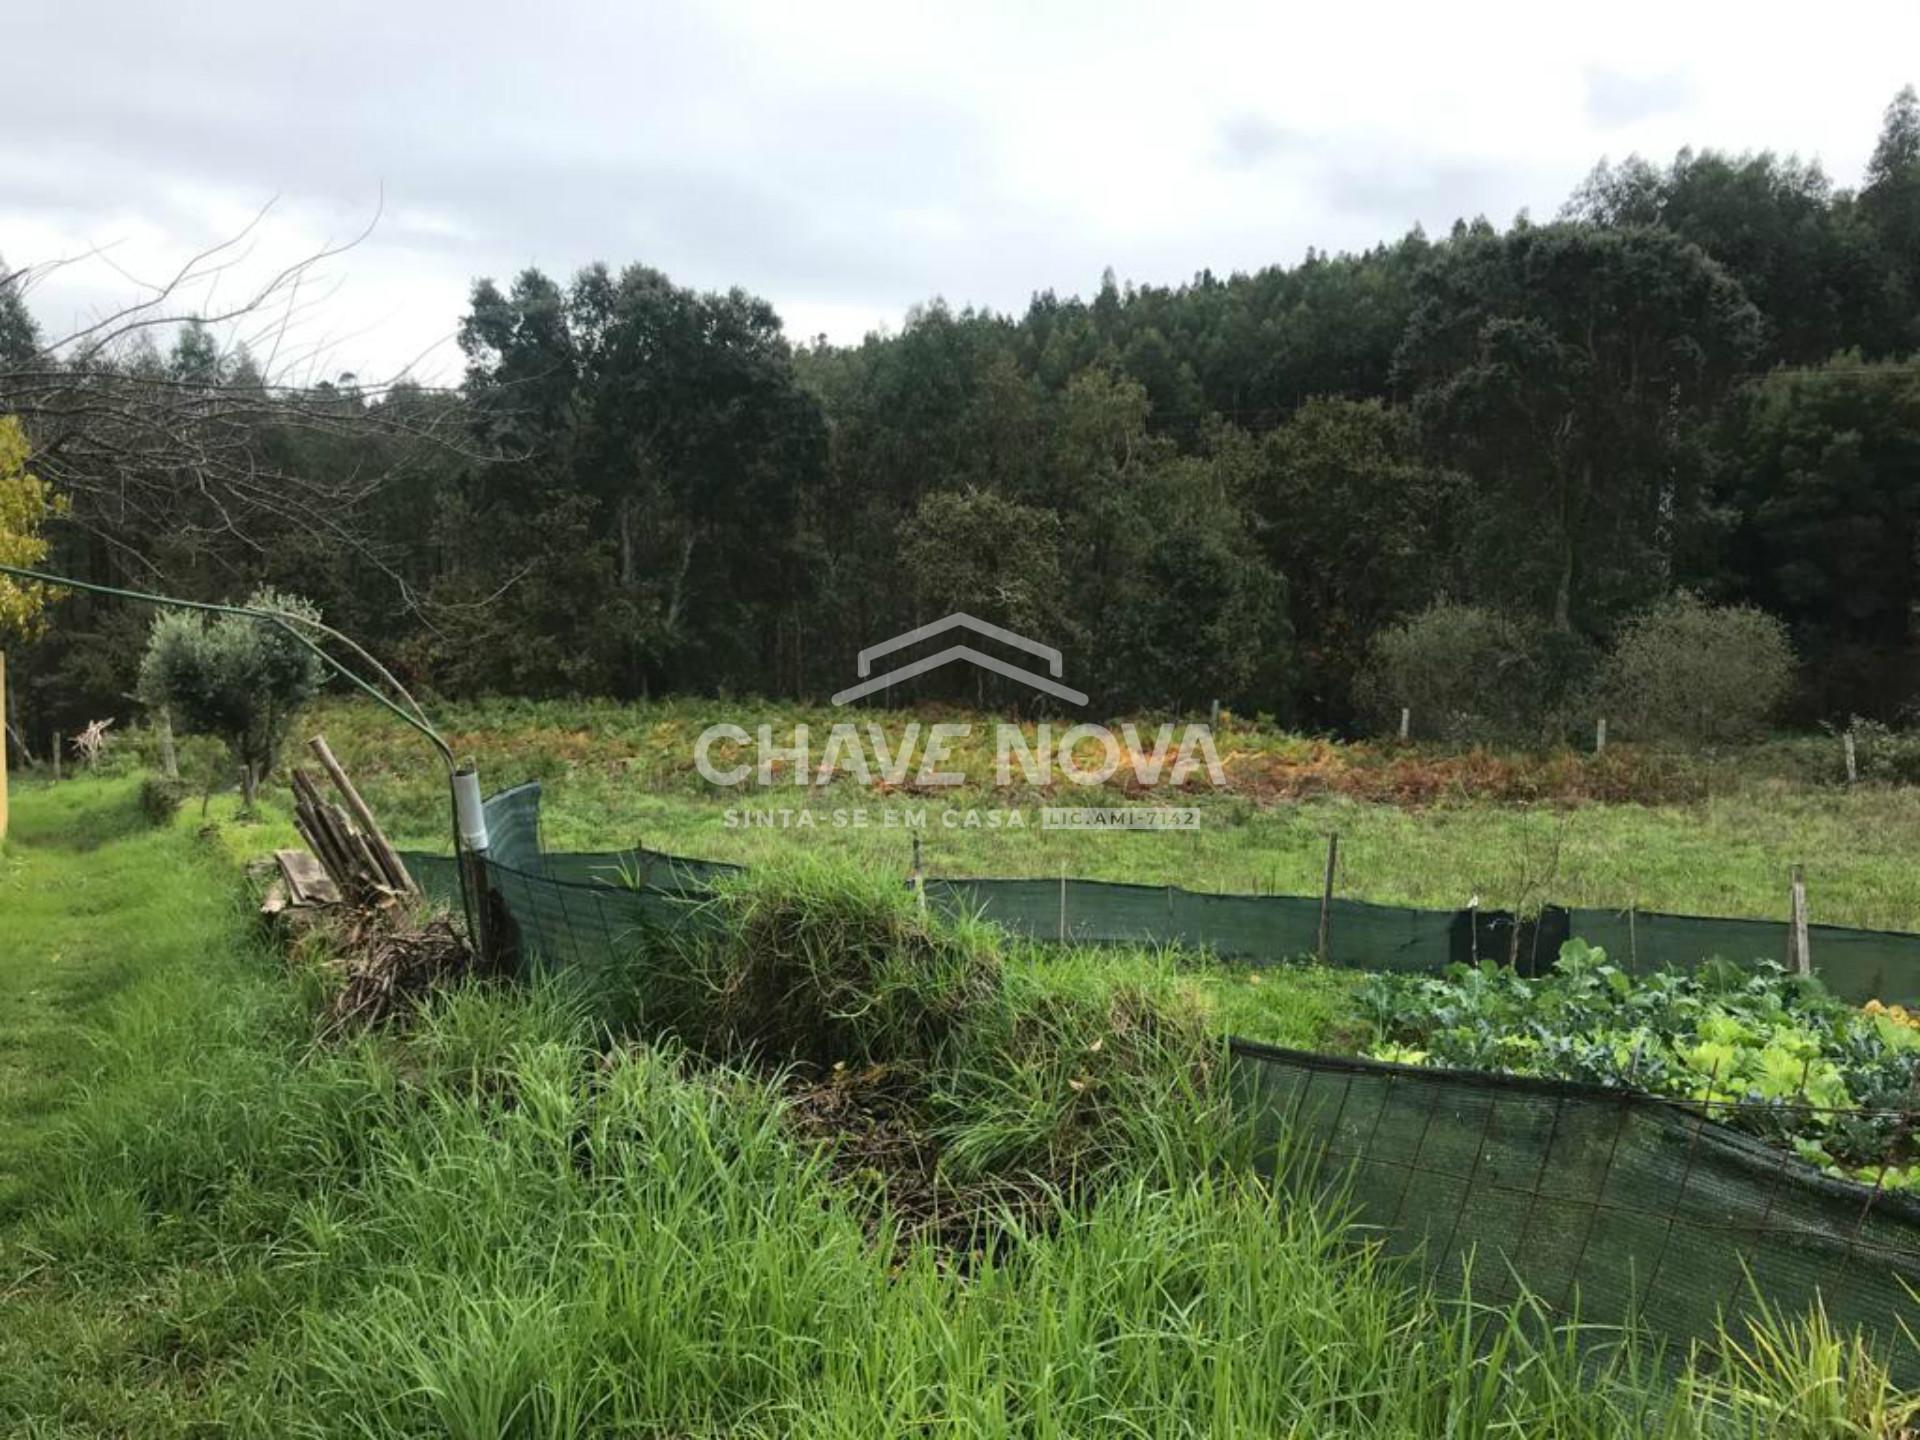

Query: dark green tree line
[8,88,1920,742]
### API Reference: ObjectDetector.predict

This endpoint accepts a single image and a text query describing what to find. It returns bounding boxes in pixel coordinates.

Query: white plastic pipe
[453,766,490,853]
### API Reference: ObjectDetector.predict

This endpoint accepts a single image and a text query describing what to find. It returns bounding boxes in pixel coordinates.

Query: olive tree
[138,587,326,812]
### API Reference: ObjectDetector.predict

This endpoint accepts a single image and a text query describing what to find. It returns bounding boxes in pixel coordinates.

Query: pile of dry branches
[315,906,474,1040]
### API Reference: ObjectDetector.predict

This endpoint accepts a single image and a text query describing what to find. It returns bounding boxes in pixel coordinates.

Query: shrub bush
[1603,592,1795,745]
[1847,716,1920,783]
[137,775,188,826]
[1355,602,1589,745]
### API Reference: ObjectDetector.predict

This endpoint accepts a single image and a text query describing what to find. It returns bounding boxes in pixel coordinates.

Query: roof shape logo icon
[830,612,1088,707]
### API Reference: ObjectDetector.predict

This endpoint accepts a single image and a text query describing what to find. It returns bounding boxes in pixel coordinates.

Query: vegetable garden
[1361,946,1920,1192]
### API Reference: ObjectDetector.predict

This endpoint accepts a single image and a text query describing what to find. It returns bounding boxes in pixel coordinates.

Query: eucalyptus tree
[1396,221,1762,635]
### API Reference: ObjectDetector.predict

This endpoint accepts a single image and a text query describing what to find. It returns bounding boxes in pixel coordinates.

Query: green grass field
[186,696,1920,933]
[7,778,1917,1435]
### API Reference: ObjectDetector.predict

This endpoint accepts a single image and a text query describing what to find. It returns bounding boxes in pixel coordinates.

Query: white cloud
[6,0,1915,380]
[1585,66,1694,129]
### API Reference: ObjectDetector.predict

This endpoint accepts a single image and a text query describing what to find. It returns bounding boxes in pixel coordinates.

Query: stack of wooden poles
[282,735,417,907]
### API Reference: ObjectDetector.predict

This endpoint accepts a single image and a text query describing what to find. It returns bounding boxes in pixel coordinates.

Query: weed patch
[612,863,1226,1239]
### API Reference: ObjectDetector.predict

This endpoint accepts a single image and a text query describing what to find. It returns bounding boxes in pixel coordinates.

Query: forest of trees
[5,88,1920,747]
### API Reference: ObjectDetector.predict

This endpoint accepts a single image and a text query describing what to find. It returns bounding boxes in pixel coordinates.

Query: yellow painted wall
[0,650,9,840]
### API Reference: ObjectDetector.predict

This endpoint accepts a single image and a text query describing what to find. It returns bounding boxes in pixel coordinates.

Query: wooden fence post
[51,732,61,782]
[1595,717,1607,754]
[1317,833,1339,964]
[1399,707,1411,741]
[1844,730,1858,784]
[1789,865,1811,977]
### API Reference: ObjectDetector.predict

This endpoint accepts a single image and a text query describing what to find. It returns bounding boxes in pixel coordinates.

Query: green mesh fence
[392,783,1920,1373]
[400,782,1920,1001]
[1566,906,1920,1009]
[481,781,546,874]
[1233,1040,1920,1383]
[920,878,1524,974]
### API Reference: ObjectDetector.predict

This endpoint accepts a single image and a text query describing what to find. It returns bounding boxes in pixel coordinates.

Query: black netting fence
[1564,906,1918,1010]
[397,783,1920,1375]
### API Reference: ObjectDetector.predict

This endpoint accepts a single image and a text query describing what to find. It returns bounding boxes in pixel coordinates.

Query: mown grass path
[0,781,262,1435]
[0,782,232,1209]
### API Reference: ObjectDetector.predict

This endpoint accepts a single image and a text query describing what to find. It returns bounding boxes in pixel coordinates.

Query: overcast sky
[9,0,1918,384]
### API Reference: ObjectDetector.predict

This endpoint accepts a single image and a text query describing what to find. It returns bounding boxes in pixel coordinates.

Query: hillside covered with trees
[6,88,1920,743]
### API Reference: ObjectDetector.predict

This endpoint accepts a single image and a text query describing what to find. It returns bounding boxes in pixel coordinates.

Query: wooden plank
[290,770,357,889]
[275,849,342,906]
[352,832,394,898]
[324,801,374,891]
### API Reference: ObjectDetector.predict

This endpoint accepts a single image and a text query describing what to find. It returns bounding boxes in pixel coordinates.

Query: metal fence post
[1789,864,1811,976]
[453,765,494,966]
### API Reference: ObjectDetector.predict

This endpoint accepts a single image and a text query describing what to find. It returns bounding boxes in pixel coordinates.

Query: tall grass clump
[650,858,1005,1068]
[41,990,1920,1439]
[615,860,1230,1199]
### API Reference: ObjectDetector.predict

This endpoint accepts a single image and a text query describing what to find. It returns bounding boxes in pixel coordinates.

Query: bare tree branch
[0,206,506,625]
